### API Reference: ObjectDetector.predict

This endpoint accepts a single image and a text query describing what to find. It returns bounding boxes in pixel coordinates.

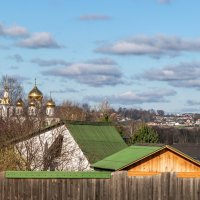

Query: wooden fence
[0,171,200,200]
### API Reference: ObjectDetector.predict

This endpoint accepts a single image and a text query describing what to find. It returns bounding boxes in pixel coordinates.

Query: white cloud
[31,58,70,67]
[42,59,124,87]
[86,58,117,65]
[17,32,62,49]
[85,89,176,105]
[0,23,29,37]
[96,35,200,58]
[140,61,200,89]
[0,22,62,49]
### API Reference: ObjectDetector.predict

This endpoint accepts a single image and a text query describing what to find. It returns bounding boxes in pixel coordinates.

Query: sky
[1,0,200,113]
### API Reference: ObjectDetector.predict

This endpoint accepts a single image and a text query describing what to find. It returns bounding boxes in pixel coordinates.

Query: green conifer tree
[132,123,158,143]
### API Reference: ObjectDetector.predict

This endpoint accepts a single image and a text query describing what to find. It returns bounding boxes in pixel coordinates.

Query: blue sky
[1,0,200,113]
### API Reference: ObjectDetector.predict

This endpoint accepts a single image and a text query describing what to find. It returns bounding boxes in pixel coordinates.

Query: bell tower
[28,79,43,116]
[46,92,56,117]
[15,98,24,115]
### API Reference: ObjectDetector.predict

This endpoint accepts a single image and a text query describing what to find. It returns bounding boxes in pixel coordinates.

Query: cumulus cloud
[31,57,115,68]
[0,22,62,49]
[79,14,111,21]
[0,23,29,37]
[85,89,176,105]
[95,35,200,58]
[86,57,117,65]
[42,58,123,87]
[31,58,70,67]
[17,32,62,49]
[140,61,200,89]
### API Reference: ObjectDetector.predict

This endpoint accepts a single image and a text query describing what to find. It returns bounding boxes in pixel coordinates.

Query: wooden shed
[92,145,200,177]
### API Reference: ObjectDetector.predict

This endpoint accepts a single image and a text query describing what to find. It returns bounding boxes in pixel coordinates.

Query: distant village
[115,108,200,128]
[147,113,200,127]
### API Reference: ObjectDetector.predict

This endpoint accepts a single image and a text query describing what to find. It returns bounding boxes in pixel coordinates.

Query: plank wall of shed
[127,149,200,173]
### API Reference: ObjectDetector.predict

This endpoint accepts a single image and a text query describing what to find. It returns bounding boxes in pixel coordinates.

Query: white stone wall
[16,125,91,171]
[46,107,55,117]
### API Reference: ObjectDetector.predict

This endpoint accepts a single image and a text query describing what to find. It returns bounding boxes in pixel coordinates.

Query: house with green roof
[14,121,127,171]
[92,145,200,176]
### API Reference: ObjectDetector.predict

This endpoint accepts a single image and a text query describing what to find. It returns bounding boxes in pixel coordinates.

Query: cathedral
[0,81,57,124]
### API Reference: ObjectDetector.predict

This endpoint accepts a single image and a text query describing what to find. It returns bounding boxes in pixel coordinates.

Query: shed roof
[92,145,200,171]
[129,143,200,161]
[66,121,127,163]
[92,146,162,170]
[172,143,200,161]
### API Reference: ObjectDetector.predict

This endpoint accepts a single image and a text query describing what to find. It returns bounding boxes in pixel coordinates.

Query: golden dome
[16,98,24,107]
[29,100,36,107]
[46,98,55,107]
[28,86,43,101]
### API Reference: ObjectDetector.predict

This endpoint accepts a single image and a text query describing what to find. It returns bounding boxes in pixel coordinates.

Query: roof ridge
[63,120,113,126]
[2,120,116,147]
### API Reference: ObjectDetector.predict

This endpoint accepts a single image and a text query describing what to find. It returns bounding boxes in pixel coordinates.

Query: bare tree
[0,146,24,171]
[0,75,24,104]
[56,101,87,121]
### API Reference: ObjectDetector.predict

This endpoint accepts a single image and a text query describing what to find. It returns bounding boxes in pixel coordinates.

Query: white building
[0,81,57,125]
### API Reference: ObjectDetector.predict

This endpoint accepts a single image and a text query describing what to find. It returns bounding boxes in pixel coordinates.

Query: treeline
[55,104,159,122]
[152,126,200,144]
[117,107,156,122]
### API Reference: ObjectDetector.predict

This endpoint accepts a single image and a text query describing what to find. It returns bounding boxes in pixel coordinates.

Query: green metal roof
[66,122,127,163]
[6,171,111,179]
[92,146,162,171]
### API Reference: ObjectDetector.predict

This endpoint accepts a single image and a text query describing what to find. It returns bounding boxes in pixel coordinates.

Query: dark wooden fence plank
[169,172,176,200]
[129,176,138,200]
[152,174,161,200]
[90,179,96,200]
[32,179,39,200]
[137,177,144,200]
[18,179,23,200]
[194,178,200,200]
[161,172,170,200]
[61,179,66,200]
[177,177,183,200]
